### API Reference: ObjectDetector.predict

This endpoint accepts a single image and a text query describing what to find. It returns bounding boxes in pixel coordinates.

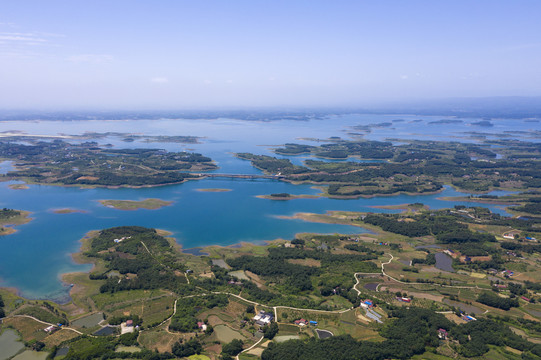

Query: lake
[0,114,537,301]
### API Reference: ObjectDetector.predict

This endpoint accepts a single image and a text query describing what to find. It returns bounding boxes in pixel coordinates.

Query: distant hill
[0,96,540,120]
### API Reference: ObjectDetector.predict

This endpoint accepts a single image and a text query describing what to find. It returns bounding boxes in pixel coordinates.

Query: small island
[0,209,32,235]
[8,184,29,190]
[195,188,232,192]
[256,193,319,200]
[98,198,173,211]
[52,208,87,214]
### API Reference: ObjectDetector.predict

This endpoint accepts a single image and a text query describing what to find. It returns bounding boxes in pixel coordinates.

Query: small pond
[434,253,454,272]
[0,329,25,360]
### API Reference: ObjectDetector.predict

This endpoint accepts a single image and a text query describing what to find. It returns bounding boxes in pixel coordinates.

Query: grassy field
[138,328,182,353]
[107,295,175,327]
[213,325,245,342]
[2,316,48,342]
[13,305,65,325]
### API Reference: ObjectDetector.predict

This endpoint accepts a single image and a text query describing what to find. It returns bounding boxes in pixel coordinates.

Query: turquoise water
[0,114,537,301]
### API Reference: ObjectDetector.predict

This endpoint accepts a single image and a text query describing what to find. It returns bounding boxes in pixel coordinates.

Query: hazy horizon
[2,1,541,109]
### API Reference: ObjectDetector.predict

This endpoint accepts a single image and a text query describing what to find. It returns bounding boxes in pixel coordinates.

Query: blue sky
[1,1,540,109]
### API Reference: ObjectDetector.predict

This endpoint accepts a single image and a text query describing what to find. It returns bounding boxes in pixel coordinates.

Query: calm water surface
[0,115,538,301]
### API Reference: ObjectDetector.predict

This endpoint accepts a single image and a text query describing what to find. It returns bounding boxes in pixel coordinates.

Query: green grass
[213,325,245,343]
[92,289,166,309]
[14,305,65,324]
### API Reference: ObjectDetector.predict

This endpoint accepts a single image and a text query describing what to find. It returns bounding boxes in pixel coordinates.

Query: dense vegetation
[240,138,541,197]
[0,208,21,219]
[477,291,519,310]
[362,211,496,243]
[261,307,541,359]
[85,226,187,293]
[0,140,216,187]
[227,247,378,294]
[169,295,228,332]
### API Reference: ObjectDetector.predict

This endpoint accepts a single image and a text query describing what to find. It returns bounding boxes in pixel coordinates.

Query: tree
[263,322,279,340]
[221,339,244,357]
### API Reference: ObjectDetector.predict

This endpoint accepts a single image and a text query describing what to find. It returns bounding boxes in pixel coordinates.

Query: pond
[442,299,483,315]
[0,329,25,360]
[71,312,104,328]
[11,351,48,360]
[363,283,379,291]
[434,253,454,272]
[316,329,334,339]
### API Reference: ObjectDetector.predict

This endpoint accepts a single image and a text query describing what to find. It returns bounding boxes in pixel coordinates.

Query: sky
[1,0,541,109]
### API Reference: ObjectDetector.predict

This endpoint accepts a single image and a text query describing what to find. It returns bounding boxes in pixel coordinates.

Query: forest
[85,226,187,293]
[261,307,541,360]
[0,140,216,187]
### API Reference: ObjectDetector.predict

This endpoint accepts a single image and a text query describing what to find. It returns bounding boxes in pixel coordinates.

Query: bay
[0,114,537,301]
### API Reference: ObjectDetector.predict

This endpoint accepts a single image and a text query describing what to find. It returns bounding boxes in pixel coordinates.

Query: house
[294,319,308,326]
[309,320,318,325]
[44,325,57,333]
[254,310,274,326]
[126,320,133,327]
[525,236,537,242]
[399,297,411,303]
[444,249,456,257]
[197,322,208,331]
[521,296,531,303]
[461,315,477,322]
[437,328,448,340]
[361,299,375,309]
[503,270,514,277]
[503,230,520,240]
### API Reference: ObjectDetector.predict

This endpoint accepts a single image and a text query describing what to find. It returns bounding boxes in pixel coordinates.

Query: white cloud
[67,54,114,63]
[150,77,169,83]
[225,79,233,84]
[400,75,408,80]
[0,33,47,43]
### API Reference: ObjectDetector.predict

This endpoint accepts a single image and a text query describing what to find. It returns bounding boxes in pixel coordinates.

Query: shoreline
[0,210,33,236]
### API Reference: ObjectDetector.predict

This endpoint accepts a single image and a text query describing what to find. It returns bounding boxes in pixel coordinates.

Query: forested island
[0,140,217,187]
[238,138,541,198]
[0,208,31,235]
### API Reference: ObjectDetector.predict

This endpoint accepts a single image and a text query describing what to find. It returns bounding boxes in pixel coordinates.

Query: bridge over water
[191,173,285,180]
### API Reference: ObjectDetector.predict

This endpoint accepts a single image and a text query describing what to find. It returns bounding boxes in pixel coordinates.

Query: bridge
[191,173,285,180]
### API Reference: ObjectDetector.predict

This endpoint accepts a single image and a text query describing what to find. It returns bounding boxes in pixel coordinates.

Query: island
[98,198,173,210]
[51,208,87,214]
[236,137,541,198]
[256,193,320,200]
[0,140,217,188]
[196,188,233,192]
[8,184,29,190]
[0,208,32,235]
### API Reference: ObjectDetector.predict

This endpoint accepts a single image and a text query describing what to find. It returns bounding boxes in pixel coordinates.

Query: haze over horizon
[2,1,541,109]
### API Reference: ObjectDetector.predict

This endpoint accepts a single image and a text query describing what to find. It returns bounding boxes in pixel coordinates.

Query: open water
[0,114,538,301]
